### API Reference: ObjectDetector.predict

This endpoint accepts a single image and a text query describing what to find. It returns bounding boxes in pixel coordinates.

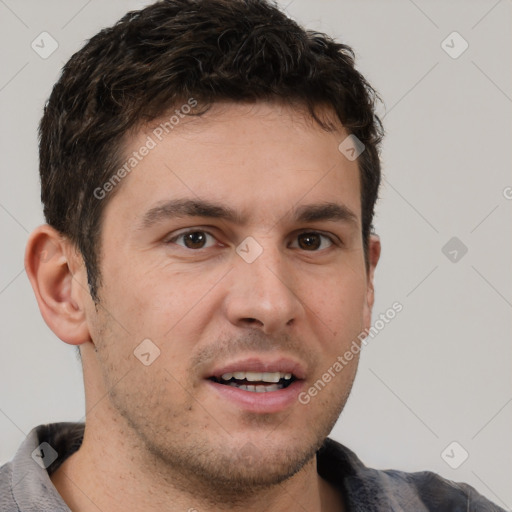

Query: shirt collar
[11,422,396,512]
[10,423,83,512]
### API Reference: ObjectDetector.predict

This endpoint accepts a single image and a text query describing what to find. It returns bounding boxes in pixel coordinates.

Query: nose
[222,242,303,335]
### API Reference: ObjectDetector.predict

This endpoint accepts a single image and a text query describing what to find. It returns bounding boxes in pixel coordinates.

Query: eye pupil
[184,232,206,249]
[298,233,321,250]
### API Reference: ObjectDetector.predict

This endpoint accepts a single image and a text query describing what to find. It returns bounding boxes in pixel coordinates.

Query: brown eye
[183,231,207,249]
[168,230,216,250]
[294,232,334,251]
[298,233,320,250]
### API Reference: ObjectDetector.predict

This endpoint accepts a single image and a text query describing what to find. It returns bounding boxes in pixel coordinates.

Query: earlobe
[24,225,91,346]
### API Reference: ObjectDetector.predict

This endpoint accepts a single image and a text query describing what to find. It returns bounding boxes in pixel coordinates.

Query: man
[0,0,505,510]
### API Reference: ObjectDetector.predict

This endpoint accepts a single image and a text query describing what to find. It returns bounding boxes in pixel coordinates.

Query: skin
[25,101,380,512]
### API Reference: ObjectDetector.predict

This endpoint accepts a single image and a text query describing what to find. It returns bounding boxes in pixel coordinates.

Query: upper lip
[207,356,307,380]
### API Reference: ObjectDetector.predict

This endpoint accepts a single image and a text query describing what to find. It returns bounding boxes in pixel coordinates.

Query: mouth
[209,371,298,392]
[205,358,306,413]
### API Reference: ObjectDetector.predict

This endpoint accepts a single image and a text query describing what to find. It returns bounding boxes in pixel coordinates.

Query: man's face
[81,102,377,490]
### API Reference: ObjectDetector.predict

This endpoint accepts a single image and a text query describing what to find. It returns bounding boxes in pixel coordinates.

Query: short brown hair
[39,0,383,302]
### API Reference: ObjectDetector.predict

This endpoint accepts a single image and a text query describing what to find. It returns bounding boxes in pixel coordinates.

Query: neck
[50,415,344,512]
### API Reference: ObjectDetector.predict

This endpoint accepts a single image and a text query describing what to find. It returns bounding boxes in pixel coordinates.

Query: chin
[196,440,319,493]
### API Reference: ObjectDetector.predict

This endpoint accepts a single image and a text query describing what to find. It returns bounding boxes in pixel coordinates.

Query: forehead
[103,101,361,229]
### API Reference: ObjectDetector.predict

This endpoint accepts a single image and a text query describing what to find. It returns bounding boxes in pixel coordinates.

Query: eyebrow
[139,199,245,230]
[138,198,359,230]
[292,202,358,226]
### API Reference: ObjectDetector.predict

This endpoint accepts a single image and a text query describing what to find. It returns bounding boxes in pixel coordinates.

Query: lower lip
[206,379,304,414]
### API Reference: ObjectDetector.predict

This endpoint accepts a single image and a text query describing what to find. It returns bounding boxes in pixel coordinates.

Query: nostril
[239,317,267,330]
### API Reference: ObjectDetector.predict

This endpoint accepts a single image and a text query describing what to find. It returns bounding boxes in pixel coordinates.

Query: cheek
[108,362,197,438]
[101,260,206,334]
[307,270,368,336]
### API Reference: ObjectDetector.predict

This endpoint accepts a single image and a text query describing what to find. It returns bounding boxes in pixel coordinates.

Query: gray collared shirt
[0,422,506,511]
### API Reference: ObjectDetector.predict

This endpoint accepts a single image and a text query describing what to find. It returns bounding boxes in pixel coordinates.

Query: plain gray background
[1,0,511,508]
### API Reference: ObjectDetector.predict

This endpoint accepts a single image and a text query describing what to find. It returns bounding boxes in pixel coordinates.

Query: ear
[24,225,91,346]
[362,234,381,331]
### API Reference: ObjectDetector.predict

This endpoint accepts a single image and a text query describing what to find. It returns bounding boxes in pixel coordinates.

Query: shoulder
[318,438,506,511]
[0,422,83,512]
[375,467,505,511]
[0,460,19,511]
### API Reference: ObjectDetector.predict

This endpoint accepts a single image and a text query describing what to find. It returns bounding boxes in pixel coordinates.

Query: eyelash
[165,229,339,251]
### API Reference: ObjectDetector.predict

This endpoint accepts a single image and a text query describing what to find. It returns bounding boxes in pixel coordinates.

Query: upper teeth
[221,371,292,383]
